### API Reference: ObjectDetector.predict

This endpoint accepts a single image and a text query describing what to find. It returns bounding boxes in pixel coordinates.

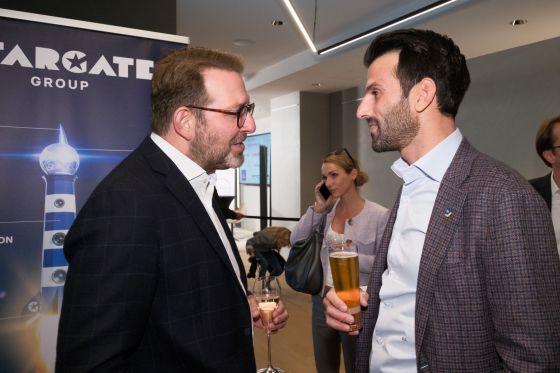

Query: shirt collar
[150,132,207,182]
[391,128,463,184]
[551,172,559,194]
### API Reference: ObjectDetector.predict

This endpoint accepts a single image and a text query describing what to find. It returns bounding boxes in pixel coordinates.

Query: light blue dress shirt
[370,129,462,372]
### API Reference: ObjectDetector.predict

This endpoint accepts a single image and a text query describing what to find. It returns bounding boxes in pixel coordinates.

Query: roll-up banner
[0,9,189,372]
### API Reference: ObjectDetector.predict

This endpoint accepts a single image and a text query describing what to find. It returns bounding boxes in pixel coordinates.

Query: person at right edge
[323,28,560,372]
[290,148,389,373]
[529,115,560,257]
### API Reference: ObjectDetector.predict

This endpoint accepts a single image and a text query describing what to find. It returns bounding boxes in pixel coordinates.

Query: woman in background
[290,148,389,373]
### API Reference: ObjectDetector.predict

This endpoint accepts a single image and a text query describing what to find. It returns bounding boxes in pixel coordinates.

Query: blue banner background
[0,13,187,372]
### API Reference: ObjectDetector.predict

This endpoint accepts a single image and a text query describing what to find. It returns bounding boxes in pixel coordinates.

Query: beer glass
[253,276,284,373]
[328,241,362,331]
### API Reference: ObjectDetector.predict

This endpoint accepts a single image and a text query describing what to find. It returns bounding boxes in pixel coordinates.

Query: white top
[370,129,462,372]
[325,225,345,288]
[550,173,560,258]
[150,133,245,293]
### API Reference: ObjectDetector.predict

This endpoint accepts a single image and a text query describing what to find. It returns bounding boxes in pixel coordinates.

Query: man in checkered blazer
[324,29,560,372]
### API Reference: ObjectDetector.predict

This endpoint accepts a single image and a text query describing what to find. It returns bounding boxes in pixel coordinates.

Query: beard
[370,97,419,153]
[190,119,246,171]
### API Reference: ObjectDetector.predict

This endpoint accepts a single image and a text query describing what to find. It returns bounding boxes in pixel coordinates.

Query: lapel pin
[444,208,453,217]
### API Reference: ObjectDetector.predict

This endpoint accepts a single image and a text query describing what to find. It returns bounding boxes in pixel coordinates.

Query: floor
[235,227,346,373]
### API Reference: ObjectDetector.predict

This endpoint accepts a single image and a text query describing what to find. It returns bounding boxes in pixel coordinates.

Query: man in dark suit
[55,47,288,372]
[530,172,552,208]
[324,29,560,372]
[529,116,560,209]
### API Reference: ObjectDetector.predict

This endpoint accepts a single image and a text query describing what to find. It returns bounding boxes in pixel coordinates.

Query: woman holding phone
[290,148,389,373]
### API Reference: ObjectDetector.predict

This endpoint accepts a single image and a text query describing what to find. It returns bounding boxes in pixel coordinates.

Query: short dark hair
[363,29,470,118]
[535,115,560,167]
[151,47,244,135]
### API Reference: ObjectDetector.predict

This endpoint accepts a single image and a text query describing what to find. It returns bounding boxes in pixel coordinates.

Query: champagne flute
[253,275,284,373]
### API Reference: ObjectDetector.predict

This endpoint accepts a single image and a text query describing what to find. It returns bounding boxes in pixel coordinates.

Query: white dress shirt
[150,133,245,293]
[370,129,462,372]
[550,173,560,257]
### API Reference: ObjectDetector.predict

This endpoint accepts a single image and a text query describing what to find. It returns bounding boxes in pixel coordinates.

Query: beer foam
[329,251,358,259]
[259,302,277,311]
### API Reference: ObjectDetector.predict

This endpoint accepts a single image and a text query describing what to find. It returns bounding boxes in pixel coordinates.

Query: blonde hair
[323,148,368,186]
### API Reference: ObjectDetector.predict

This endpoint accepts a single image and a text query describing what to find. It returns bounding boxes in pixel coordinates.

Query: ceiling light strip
[318,0,457,55]
[281,0,318,53]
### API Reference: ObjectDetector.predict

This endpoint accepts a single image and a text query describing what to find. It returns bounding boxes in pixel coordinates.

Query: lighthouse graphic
[38,125,79,314]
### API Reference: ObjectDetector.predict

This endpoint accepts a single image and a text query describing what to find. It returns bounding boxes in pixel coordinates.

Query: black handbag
[285,214,327,295]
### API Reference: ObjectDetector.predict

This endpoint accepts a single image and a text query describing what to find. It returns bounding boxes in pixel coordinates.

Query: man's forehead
[365,52,399,88]
[202,68,248,103]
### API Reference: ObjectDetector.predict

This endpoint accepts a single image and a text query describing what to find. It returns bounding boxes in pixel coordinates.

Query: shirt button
[376,337,384,345]
[383,301,393,308]
[402,336,407,342]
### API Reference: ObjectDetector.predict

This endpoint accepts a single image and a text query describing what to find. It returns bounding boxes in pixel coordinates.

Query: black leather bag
[285,214,327,295]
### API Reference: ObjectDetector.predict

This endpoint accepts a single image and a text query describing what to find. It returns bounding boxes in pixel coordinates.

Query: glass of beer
[328,241,362,331]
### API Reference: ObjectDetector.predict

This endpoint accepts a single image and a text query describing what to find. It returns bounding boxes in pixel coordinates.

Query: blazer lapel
[361,194,400,345]
[141,137,246,290]
[213,197,248,290]
[414,139,476,355]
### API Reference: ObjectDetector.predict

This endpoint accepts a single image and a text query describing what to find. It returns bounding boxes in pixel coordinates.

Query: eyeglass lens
[238,103,255,128]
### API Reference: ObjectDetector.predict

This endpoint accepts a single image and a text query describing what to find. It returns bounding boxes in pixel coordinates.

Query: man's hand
[323,288,368,335]
[248,294,289,333]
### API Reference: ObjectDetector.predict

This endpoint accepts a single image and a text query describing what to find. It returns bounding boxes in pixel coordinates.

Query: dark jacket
[529,172,552,210]
[56,137,255,372]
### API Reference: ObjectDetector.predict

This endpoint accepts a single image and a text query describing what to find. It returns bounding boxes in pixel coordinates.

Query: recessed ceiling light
[272,20,284,26]
[510,19,528,26]
[311,83,322,87]
[233,39,255,47]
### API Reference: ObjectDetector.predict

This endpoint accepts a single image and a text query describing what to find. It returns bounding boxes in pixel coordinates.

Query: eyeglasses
[186,102,255,128]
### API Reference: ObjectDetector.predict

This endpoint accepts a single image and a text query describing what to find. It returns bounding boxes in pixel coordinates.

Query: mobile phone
[319,183,331,200]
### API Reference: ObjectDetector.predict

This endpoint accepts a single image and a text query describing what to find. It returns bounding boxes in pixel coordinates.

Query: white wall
[270,92,301,229]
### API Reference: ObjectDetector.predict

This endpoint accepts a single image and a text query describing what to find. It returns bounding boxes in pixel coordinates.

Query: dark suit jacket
[56,137,255,372]
[529,173,552,210]
[356,139,560,372]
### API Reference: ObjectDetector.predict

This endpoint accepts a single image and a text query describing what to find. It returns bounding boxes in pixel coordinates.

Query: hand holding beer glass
[328,241,362,331]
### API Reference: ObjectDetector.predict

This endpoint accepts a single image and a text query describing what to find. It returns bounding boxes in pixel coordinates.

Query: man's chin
[219,154,244,169]
[371,140,399,153]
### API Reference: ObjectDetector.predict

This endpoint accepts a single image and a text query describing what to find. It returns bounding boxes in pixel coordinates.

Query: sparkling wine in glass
[253,276,284,373]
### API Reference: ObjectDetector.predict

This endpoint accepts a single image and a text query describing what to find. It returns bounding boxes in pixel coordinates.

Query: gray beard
[190,121,245,171]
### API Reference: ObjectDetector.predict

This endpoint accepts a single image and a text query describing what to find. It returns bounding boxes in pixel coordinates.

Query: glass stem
[267,333,273,368]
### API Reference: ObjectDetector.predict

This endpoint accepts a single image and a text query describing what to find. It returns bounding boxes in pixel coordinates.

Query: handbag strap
[312,208,329,241]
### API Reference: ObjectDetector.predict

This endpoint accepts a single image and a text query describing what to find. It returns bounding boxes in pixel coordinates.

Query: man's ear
[543,149,555,166]
[172,106,194,141]
[411,77,436,113]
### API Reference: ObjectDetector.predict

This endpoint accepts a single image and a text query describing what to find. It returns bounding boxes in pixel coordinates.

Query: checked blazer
[356,138,560,372]
[56,137,255,372]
